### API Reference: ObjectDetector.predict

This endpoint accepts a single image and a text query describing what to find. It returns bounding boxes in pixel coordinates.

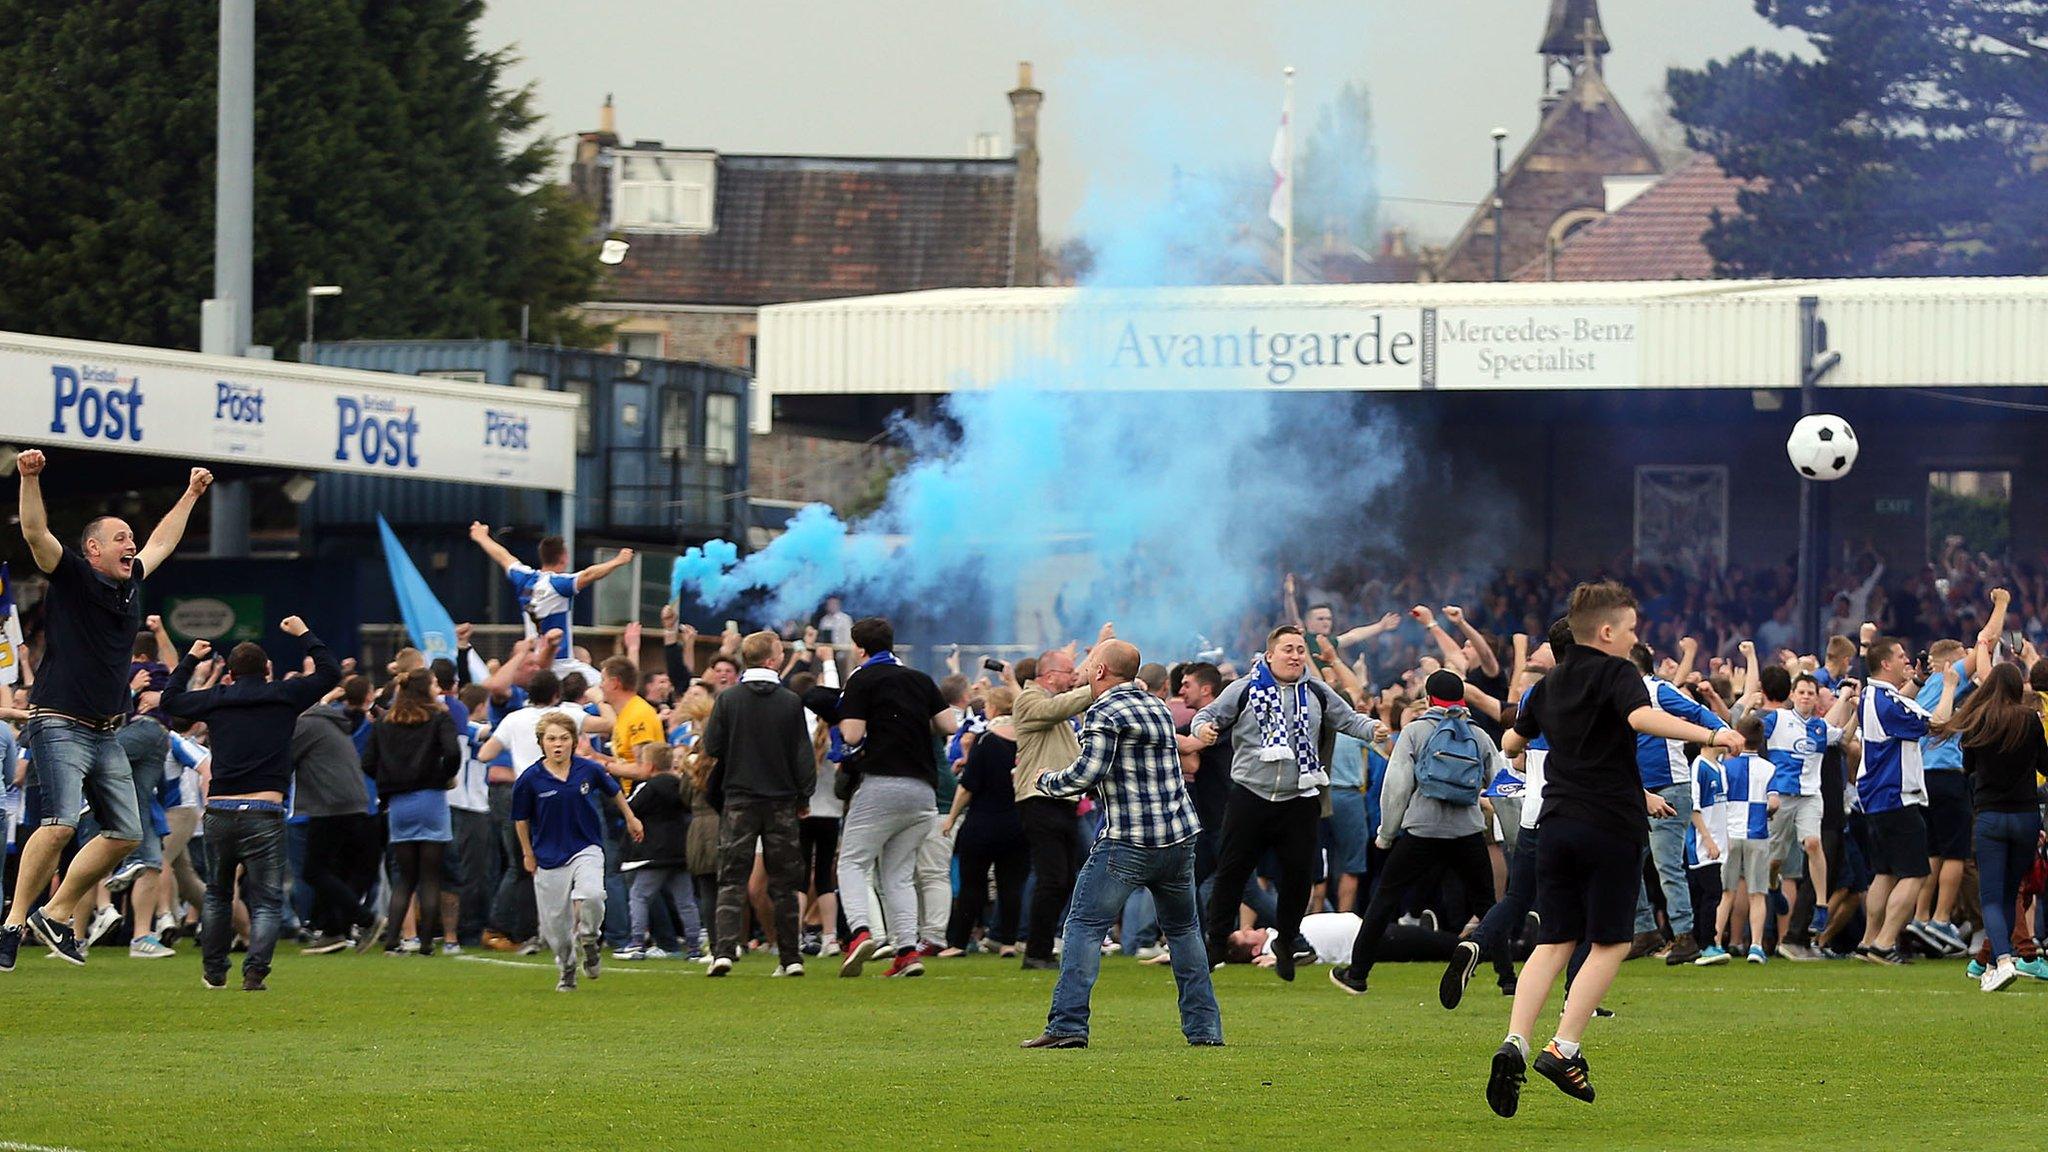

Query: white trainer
[1982,956,2020,993]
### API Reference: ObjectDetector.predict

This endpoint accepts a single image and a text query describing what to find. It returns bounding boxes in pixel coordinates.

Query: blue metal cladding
[307,340,750,542]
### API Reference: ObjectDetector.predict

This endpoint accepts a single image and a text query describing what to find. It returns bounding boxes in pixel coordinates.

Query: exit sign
[1875,497,1915,515]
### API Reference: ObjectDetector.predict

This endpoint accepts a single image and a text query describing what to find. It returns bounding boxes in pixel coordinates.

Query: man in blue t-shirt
[1909,636,1977,955]
[512,712,642,990]
[468,521,635,683]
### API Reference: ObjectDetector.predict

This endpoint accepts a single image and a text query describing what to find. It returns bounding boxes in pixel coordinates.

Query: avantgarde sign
[1090,305,1640,390]
[0,333,578,492]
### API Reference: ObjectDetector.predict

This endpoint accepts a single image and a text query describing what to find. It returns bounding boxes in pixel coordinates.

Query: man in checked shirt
[1019,632,1223,1050]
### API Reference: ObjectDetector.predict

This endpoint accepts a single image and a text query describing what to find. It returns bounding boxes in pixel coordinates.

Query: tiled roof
[1513,154,1751,282]
[596,155,1019,307]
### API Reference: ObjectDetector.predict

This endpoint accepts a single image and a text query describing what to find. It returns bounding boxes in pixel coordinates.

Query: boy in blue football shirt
[468,522,635,683]
[513,712,642,990]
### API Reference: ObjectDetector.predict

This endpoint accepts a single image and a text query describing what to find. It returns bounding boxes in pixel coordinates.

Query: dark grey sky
[477,1,1805,244]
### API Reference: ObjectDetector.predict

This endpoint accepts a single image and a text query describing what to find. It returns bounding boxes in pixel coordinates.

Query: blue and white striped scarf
[1247,658,1326,789]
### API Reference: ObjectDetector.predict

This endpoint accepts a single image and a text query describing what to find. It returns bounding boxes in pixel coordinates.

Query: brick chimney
[570,94,622,215]
[1008,62,1043,287]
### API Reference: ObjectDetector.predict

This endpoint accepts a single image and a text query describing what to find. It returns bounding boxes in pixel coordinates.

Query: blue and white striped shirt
[1759,707,1840,797]
[1038,682,1199,848]
[1712,753,1774,842]
[1636,677,1725,790]
[1861,680,1931,813]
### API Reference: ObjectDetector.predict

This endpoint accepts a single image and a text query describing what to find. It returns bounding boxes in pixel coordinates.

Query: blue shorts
[1322,789,1371,877]
[25,715,144,843]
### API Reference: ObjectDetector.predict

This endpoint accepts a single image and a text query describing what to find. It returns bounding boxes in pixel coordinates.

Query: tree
[1668,1,2048,278]
[0,0,606,354]
[1294,82,1380,251]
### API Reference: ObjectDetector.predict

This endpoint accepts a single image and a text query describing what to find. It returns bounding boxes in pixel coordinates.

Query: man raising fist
[2,452,211,971]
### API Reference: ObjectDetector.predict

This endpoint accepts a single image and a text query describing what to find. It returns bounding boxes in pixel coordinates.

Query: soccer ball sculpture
[1786,414,1858,481]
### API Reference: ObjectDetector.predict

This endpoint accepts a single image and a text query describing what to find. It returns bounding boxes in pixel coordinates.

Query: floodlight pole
[205,0,255,558]
[1794,295,1841,655]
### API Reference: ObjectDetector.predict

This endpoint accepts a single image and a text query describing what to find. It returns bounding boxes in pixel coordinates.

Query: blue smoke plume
[673,33,1426,662]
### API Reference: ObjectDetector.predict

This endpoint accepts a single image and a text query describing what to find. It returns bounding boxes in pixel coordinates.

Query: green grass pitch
[0,948,2034,1150]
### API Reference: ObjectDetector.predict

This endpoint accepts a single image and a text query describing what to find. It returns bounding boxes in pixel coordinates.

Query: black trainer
[28,908,85,966]
[1273,946,1296,982]
[202,969,227,990]
[1534,1042,1595,1102]
[1486,1041,1526,1118]
[1441,940,1480,1009]
[242,972,268,992]
[1328,964,1367,995]
[582,937,602,980]
[0,924,20,972]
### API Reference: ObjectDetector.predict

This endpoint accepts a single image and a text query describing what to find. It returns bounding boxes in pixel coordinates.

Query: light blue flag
[376,515,458,661]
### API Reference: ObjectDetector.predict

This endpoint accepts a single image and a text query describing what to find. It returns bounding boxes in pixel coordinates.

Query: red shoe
[917,941,942,959]
[884,948,926,978]
[839,930,878,978]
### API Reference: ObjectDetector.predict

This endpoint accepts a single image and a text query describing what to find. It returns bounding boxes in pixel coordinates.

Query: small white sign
[1427,307,1641,390]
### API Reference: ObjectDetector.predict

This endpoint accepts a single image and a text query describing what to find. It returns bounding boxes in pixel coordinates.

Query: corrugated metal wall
[758,278,2048,397]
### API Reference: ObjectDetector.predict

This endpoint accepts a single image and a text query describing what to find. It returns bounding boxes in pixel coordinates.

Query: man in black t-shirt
[1485,581,1740,1118]
[1,450,212,970]
[833,617,957,978]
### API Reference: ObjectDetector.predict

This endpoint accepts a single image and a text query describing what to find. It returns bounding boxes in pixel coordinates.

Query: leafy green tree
[0,0,605,353]
[1669,1,2048,277]
[1295,81,1380,251]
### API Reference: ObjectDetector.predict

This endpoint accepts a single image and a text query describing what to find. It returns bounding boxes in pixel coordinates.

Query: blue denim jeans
[1634,782,1695,936]
[1974,809,2042,960]
[1471,821,1539,974]
[1047,839,1221,1044]
[24,715,143,842]
[201,803,288,981]
[114,718,169,867]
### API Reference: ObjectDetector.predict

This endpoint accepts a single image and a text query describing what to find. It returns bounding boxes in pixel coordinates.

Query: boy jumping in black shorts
[1487,581,1743,1116]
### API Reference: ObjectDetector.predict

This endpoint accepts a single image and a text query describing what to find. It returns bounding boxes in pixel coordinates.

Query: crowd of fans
[5,509,2047,1003]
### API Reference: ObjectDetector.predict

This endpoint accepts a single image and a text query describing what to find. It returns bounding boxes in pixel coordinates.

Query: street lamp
[1490,127,1509,282]
[305,284,343,361]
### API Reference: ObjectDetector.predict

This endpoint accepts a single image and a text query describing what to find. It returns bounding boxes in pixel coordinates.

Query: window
[513,372,548,391]
[618,330,664,359]
[613,151,716,232]
[705,393,740,464]
[660,389,693,454]
[566,379,595,454]
[418,369,486,384]
[1928,470,2010,562]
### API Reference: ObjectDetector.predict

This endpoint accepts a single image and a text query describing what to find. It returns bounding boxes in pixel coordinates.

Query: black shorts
[1866,808,1932,879]
[800,815,840,894]
[1533,816,1644,946]
[1921,772,1972,860]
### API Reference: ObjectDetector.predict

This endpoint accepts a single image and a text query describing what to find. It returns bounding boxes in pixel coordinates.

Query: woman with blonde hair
[941,685,1027,957]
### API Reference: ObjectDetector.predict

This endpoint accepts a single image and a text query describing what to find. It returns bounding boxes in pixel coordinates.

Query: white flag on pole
[1267,109,1291,229]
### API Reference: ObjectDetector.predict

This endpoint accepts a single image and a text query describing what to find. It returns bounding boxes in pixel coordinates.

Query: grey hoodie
[1191,674,1378,801]
[1376,706,1496,842]
[291,704,371,819]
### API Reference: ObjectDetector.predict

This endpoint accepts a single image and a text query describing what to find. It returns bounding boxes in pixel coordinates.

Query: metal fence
[354,624,1038,680]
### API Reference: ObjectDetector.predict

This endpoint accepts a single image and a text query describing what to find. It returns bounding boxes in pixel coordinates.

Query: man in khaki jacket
[1011,625,1109,970]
